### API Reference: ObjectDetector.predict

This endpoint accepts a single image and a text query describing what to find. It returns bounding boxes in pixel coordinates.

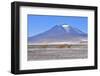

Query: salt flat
[28,45,87,61]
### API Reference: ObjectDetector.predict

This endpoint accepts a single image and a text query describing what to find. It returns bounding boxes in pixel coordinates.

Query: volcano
[28,24,87,44]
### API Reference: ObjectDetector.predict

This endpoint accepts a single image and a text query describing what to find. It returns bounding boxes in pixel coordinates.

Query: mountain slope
[28,24,87,44]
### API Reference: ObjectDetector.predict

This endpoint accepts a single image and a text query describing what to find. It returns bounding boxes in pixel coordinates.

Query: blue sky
[28,15,88,37]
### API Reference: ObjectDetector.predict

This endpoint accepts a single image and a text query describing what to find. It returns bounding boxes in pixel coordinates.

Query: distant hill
[28,24,87,45]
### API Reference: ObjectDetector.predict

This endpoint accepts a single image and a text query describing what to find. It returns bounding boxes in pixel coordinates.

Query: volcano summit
[28,24,87,44]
